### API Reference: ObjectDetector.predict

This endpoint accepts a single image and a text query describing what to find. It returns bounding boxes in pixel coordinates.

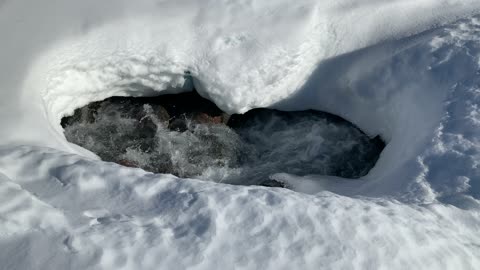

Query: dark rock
[192,113,223,125]
[138,117,158,137]
[221,113,231,124]
[61,101,101,127]
[152,105,170,125]
[258,179,287,188]
[135,104,170,136]
[139,153,174,174]
[169,117,188,132]
[117,159,139,168]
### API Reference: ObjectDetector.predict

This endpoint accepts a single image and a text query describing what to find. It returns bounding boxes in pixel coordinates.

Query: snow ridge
[1,1,480,269]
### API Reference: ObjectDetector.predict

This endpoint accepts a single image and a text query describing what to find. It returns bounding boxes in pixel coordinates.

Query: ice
[1,0,480,269]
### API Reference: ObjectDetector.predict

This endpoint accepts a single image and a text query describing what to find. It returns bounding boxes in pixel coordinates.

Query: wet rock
[117,159,138,168]
[136,104,170,136]
[190,112,231,125]
[138,117,158,136]
[259,179,287,188]
[221,113,231,124]
[192,113,223,125]
[156,107,171,125]
[169,117,189,132]
[140,153,174,174]
[61,102,101,127]
[142,104,170,125]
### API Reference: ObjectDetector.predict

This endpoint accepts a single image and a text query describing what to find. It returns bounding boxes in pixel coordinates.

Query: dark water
[62,92,384,187]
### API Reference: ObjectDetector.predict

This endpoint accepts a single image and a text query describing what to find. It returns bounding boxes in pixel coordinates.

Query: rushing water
[62,92,384,187]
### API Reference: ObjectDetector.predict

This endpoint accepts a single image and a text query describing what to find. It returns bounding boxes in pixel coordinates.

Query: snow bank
[1,0,480,269]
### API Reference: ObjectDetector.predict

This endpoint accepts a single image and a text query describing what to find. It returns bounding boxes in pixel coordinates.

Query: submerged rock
[259,179,287,188]
[118,159,139,168]
[169,117,189,132]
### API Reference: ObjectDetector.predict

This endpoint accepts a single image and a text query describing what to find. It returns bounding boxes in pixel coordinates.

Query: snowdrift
[1,0,480,269]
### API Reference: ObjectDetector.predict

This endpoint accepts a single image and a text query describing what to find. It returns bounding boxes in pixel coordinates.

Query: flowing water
[62,92,384,187]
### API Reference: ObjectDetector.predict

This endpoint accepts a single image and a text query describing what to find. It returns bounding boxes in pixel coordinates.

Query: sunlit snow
[1,0,480,269]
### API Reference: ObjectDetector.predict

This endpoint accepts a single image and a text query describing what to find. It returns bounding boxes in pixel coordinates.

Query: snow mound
[1,0,480,269]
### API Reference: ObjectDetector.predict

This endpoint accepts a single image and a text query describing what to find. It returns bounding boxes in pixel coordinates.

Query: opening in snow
[61,91,385,188]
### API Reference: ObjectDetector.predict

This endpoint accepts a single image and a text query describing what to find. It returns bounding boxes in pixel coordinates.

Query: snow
[1,0,480,269]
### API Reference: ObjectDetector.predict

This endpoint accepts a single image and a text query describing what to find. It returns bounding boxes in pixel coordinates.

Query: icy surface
[1,0,480,269]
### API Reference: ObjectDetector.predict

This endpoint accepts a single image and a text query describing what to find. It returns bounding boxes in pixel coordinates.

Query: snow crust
[1,0,480,269]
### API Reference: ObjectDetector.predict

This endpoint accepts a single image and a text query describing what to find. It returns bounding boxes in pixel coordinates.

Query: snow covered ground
[1,0,480,269]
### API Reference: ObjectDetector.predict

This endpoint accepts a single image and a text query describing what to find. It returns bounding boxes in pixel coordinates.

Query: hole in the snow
[61,90,385,188]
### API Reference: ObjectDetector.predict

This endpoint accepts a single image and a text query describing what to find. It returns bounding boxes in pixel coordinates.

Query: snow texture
[1,0,480,269]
